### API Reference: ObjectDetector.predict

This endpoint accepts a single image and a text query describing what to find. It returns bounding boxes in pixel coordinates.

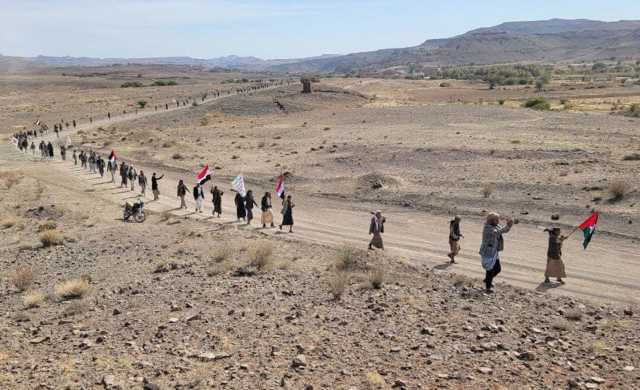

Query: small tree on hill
[137,100,147,109]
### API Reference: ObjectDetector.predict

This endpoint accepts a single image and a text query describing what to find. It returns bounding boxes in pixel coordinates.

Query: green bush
[152,80,178,86]
[523,98,551,111]
[121,81,144,88]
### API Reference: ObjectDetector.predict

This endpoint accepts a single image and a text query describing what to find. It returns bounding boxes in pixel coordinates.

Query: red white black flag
[197,164,212,185]
[275,174,285,199]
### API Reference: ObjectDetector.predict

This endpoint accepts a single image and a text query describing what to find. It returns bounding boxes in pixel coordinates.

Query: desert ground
[1,67,639,389]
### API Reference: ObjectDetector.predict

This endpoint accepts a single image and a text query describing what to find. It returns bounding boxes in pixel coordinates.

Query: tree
[137,100,147,109]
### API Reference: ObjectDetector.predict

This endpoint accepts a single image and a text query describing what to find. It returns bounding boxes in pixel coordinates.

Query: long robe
[369,216,385,249]
[281,200,294,226]
[235,193,246,219]
[211,188,223,214]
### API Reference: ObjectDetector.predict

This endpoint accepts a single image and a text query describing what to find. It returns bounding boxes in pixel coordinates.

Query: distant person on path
[234,192,246,222]
[97,156,105,177]
[72,119,76,128]
[107,112,111,120]
[128,165,137,191]
[177,180,188,209]
[138,171,147,196]
[47,142,54,159]
[151,173,164,201]
[193,183,205,213]
[261,192,274,228]
[60,145,66,161]
[368,210,385,250]
[448,216,463,263]
[544,227,566,285]
[245,190,257,225]
[72,150,78,165]
[211,185,223,217]
[279,195,295,233]
[30,142,36,155]
[479,212,514,294]
[120,162,128,188]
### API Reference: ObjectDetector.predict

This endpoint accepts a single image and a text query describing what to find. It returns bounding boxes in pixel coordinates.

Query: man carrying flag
[232,175,247,221]
[275,174,285,201]
[108,150,117,183]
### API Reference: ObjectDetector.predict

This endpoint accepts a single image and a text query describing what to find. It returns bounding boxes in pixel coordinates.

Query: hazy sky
[1,0,639,59]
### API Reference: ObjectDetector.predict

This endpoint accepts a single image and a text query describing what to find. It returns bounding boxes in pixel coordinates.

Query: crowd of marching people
[10,75,600,296]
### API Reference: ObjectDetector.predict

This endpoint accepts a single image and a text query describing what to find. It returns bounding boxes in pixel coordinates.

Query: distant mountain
[0,53,341,72]
[3,19,640,75]
[268,19,640,73]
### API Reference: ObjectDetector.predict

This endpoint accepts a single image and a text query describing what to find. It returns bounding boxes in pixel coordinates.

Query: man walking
[479,212,514,293]
[177,179,188,209]
[448,216,463,263]
[138,171,147,196]
[368,210,385,250]
[193,183,205,213]
[152,173,164,201]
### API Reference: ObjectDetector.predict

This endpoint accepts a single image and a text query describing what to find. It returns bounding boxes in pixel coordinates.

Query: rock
[477,367,493,374]
[392,379,407,388]
[143,379,160,390]
[29,336,50,344]
[516,351,536,361]
[480,342,497,351]
[623,308,633,316]
[585,384,598,389]
[101,375,122,389]
[623,366,634,372]
[112,308,121,316]
[168,317,179,323]
[192,352,232,362]
[292,354,307,368]
[589,377,605,384]
[551,214,560,221]
[420,327,435,336]
[184,312,201,322]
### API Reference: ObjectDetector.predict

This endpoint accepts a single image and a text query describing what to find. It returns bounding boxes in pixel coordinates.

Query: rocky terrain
[0,166,639,389]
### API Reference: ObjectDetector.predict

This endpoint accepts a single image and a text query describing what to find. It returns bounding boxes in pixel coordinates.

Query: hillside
[270,19,640,73]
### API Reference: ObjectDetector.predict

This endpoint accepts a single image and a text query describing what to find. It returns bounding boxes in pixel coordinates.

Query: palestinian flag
[196,164,212,185]
[578,212,599,249]
[108,150,116,165]
[275,174,285,199]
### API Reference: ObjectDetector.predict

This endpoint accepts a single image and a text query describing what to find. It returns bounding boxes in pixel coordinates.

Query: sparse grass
[564,309,583,322]
[37,220,57,232]
[482,183,495,198]
[335,245,360,271]
[328,271,349,301]
[172,153,184,160]
[523,97,551,110]
[367,265,385,289]
[207,260,234,276]
[623,153,640,161]
[248,241,273,270]
[40,229,63,247]
[625,103,640,117]
[23,290,46,309]
[55,278,89,300]
[608,180,628,200]
[12,267,34,292]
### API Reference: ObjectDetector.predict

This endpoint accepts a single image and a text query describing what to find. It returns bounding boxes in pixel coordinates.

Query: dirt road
[3,91,639,306]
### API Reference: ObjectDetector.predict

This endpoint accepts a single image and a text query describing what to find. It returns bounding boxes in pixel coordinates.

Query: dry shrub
[564,309,583,322]
[368,265,385,289]
[55,278,89,300]
[366,371,386,388]
[335,245,360,271]
[12,267,34,292]
[482,184,495,198]
[207,260,234,276]
[608,180,627,199]
[40,229,63,247]
[248,241,273,270]
[328,271,349,301]
[23,290,46,309]
[1,217,18,229]
[623,153,640,161]
[213,243,234,263]
[37,220,58,232]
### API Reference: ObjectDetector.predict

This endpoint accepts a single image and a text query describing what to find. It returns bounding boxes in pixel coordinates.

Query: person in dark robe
[211,186,223,217]
[138,171,147,196]
[544,227,567,284]
[47,142,54,159]
[368,210,385,250]
[245,190,257,225]
[280,195,295,233]
[151,173,164,201]
[261,192,274,228]
[448,216,463,263]
[234,192,246,221]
